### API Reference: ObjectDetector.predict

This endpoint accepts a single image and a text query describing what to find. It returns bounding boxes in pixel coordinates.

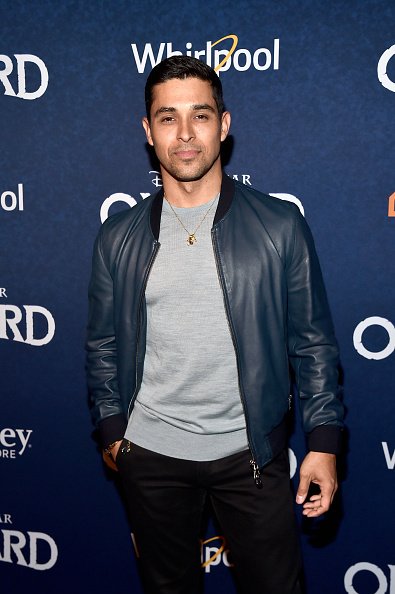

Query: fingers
[101,439,123,471]
[102,449,119,471]
[110,440,123,462]
[296,451,338,517]
[296,475,309,505]
[302,479,337,517]
[302,493,325,517]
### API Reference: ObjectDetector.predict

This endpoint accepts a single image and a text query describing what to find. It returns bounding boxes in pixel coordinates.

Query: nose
[177,117,195,143]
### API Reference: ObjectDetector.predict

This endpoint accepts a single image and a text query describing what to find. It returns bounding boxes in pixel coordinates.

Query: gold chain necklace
[164,195,218,245]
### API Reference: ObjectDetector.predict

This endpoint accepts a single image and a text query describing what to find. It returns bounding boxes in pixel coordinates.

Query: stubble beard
[161,149,221,183]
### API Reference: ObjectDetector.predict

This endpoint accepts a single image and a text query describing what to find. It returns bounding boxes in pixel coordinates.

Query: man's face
[142,77,230,183]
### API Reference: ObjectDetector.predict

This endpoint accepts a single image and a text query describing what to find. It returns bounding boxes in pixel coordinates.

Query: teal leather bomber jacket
[86,175,344,469]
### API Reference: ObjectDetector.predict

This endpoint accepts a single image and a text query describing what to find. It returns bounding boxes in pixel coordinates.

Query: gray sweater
[125,195,248,460]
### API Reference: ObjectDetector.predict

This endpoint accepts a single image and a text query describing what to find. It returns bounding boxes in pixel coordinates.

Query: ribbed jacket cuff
[98,414,128,449]
[307,425,343,455]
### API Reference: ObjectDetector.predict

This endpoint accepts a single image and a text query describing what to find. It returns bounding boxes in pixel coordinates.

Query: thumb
[296,475,310,504]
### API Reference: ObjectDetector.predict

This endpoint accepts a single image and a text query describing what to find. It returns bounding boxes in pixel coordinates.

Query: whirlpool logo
[131,35,280,75]
[201,536,232,573]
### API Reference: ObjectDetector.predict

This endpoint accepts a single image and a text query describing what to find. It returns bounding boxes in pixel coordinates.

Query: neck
[161,166,222,208]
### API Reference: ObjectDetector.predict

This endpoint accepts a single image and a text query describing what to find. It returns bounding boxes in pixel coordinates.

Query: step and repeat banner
[1,1,394,593]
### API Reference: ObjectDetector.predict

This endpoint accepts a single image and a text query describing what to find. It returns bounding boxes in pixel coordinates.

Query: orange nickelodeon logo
[388,192,395,217]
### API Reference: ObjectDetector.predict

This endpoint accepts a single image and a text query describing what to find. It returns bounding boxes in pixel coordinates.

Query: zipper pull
[249,459,263,488]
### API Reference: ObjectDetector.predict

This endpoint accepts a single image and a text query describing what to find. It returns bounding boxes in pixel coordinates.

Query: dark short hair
[145,55,225,120]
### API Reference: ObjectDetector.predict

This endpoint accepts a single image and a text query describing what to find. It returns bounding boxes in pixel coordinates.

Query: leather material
[86,176,344,468]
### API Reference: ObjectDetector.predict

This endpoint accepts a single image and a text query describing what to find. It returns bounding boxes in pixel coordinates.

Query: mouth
[173,147,201,159]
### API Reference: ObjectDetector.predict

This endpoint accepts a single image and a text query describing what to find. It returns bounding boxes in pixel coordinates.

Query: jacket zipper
[211,229,262,488]
[127,240,160,418]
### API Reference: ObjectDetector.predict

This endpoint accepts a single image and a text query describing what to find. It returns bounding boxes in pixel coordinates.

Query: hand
[296,451,337,517]
[102,440,123,472]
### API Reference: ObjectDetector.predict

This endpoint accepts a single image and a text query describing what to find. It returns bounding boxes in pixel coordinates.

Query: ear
[142,117,154,146]
[220,111,231,142]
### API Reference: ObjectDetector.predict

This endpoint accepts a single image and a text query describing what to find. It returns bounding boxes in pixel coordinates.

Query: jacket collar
[149,174,235,241]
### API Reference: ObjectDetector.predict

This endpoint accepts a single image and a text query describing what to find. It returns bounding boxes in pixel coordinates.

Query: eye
[195,114,209,120]
[161,116,175,123]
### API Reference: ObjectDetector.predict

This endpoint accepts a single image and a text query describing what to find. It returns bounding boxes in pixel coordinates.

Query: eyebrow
[153,103,216,118]
[191,103,216,113]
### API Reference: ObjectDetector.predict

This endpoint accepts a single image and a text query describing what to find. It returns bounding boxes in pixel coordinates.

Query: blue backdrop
[1,1,395,593]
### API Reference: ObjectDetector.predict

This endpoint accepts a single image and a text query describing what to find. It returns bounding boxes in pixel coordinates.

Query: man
[86,56,344,594]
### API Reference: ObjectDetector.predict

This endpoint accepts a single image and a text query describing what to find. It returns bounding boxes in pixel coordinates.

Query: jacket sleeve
[286,208,344,454]
[86,228,127,448]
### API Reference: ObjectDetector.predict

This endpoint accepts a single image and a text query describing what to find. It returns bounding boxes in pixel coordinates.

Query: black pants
[117,443,302,594]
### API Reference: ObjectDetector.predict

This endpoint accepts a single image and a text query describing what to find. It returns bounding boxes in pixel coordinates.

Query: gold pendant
[187,234,197,245]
